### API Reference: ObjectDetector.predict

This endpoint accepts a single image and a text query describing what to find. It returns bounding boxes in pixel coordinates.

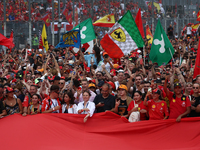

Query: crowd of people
[0,24,199,123]
[1,0,199,22]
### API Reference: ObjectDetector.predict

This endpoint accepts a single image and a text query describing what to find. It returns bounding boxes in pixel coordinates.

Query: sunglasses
[96,74,102,77]
[193,87,199,89]
[14,90,19,93]
[59,82,64,85]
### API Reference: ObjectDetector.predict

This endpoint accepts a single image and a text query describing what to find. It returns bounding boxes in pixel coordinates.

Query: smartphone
[45,76,48,79]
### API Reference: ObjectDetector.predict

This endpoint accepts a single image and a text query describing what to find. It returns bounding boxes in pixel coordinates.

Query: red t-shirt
[147,100,169,120]
[168,91,191,119]
[127,100,147,120]
[23,95,30,107]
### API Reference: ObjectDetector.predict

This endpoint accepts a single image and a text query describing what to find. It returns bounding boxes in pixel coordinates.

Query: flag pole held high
[149,19,174,66]
[100,10,144,58]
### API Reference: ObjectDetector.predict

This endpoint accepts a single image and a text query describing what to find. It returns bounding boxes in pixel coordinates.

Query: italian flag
[100,11,144,58]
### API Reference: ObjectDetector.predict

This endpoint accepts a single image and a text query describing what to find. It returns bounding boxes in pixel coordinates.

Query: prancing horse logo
[110,27,126,42]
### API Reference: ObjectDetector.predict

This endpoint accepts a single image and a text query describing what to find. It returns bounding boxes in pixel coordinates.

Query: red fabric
[193,37,200,79]
[127,100,147,120]
[23,95,30,107]
[100,34,124,58]
[93,22,115,27]
[135,8,145,39]
[0,31,15,48]
[168,91,191,119]
[147,100,169,120]
[39,33,43,49]
[42,13,51,27]
[2,112,200,149]
[197,10,200,21]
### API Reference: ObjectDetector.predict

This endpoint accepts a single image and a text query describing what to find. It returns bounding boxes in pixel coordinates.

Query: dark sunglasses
[59,82,64,85]
[193,87,199,89]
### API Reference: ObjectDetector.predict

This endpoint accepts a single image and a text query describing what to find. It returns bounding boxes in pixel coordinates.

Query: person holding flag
[150,19,174,66]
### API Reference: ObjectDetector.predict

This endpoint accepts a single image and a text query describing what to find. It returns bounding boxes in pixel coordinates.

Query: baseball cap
[89,83,96,88]
[174,83,181,88]
[152,89,161,95]
[97,80,104,87]
[118,84,127,91]
[103,52,108,56]
[107,81,115,91]
[54,76,60,81]
[113,64,119,69]
[6,87,14,93]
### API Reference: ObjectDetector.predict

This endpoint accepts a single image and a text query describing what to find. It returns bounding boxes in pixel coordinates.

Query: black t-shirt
[167,27,174,36]
[189,95,200,117]
[94,94,115,113]
[118,99,128,116]
[0,100,5,114]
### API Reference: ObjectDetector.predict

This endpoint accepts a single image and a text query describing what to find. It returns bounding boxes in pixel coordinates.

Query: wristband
[53,107,55,111]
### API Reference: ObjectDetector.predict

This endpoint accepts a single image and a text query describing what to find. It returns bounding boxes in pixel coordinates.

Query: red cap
[60,76,65,80]
[156,72,161,76]
[6,87,14,93]
[117,66,123,69]
[107,81,115,91]
[12,79,17,83]
[86,67,90,72]
[103,52,108,56]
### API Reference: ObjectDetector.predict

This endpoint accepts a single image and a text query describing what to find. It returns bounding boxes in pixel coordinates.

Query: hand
[146,91,151,97]
[191,106,196,111]
[102,64,106,70]
[115,100,120,107]
[140,109,147,113]
[54,106,61,111]
[96,102,104,107]
[131,107,138,112]
[191,98,196,105]
[130,73,135,79]
[77,89,82,98]
[83,114,89,123]
[22,113,27,116]
[176,115,181,122]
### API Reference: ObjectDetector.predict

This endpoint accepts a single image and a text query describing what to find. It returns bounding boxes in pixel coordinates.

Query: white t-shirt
[96,61,113,73]
[51,99,59,113]
[77,101,95,117]
[186,27,192,35]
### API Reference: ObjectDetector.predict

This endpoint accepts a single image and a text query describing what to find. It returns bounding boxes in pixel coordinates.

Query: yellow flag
[42,24,49,51]
[93,14,115,27]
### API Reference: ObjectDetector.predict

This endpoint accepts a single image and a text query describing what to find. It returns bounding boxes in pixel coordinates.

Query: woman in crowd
[144,89,169,120]
[28,94,42,115]
[77,91,95,122]
[184,82,193,101]
[114,84,132,118]
[62,91,77,114]
[3,87,23,115]
[127,91,147,122]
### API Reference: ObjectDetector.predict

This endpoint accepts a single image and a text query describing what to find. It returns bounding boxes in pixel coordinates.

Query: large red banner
[1,112,200,149]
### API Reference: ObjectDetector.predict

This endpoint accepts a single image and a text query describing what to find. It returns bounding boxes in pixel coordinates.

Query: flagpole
[143,45,145,65]
[169,48,174,62]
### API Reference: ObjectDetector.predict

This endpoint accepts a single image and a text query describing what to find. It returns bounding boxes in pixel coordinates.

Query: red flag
[39,32,43,49]
[197,11,200,21]
[0,31,15,49]
[42,13,51,27]
[62,6,69,20]
[135,8,145,39]
[66,12,72,24]
[193,37,200,79]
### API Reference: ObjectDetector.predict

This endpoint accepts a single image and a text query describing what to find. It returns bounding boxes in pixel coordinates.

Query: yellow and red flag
[93,14,115,27]
[191,23,200,32]
[197,11,200,21]
[146,25,153,46]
